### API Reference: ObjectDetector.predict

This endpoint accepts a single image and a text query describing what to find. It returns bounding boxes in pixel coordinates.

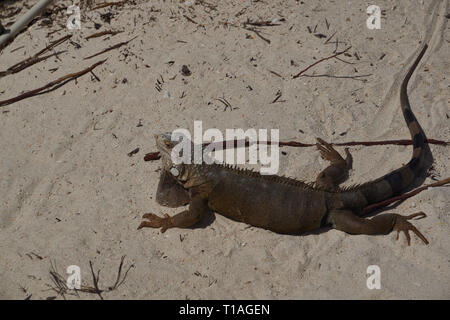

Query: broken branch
[0,51,67,78]
[0,34,71,78]
[91,1,125,10]
[143,138,448,161]
[84,36,137,60]
[47,255,133,299]
[293,46,351,78]
[243,26,271,44]
[0,59,107,107]
[243,18,281,27]
[85,30,123,40]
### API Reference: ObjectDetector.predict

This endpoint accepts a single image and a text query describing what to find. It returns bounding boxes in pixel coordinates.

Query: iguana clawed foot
[315,138,353,191]
[316,138,350,164]
[137,213,173,233]
[393,212,429,246]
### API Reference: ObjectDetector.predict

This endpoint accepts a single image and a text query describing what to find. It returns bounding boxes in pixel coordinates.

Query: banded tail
[352,44,429,205]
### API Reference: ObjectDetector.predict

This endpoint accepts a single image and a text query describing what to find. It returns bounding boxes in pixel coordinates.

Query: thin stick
[0,59,107,107]
[208,138,448,149]
[143,138,448,161]
[34,35,72,57]
[85,30,123,40]
[10,45,25,53]
[324,138,448,147]
[301,73,370,81]
[243,26,271,44]
[324,31,336,44]
[0,34,71,78]
[293,46,351,78]
[84,36,137,60]
[183,15,198,24]
[362,177,450,214]
[92,1,125,10]
[89,261,103,300]
[0,51,67,78]
[333,56,355,64]
[243,19,281,27]
[47,256,133,299]
[109,255,134,290]
[197,0,218,11]
[271,91,282,103]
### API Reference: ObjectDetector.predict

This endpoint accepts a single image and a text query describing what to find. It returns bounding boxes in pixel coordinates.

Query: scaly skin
[139,44,430,245]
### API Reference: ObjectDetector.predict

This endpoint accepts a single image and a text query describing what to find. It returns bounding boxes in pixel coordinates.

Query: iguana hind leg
[315,138,352,191]
[138,196,209,233]
[329,209,429,245]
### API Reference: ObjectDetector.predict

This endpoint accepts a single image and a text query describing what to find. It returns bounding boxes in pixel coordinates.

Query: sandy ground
[0,0,449,299]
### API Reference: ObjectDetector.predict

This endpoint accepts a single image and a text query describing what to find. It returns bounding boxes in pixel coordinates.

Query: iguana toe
[316,138,345,163]
[138,213,173,233]
[393,212,429,245]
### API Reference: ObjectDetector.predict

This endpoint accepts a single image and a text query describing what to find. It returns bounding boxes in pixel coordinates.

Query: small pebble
[181,65,191,76]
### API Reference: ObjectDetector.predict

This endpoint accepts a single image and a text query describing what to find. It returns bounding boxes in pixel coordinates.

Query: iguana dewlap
[139,45,430,245]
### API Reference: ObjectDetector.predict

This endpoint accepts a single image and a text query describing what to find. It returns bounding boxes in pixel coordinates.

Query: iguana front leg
[329,210,429,245]
[138,196,209,233]
[315,138,352,191]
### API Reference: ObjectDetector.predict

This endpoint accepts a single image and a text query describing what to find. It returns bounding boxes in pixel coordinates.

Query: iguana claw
[393,212,429,245]
[138,213,173,233]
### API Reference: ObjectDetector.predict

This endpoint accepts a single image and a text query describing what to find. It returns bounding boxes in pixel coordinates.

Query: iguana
[138,44,430,245]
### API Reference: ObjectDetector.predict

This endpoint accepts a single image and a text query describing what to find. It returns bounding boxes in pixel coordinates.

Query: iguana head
[154,132,190,182]
[155,132,212,188]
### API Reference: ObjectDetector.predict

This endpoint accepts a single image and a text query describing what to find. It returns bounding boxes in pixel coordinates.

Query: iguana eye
[164,141,172,147]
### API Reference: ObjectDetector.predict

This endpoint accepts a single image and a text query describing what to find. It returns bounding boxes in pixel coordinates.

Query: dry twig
[143,138,448,161]
[293,46,352,78]
[91,1,125,10]
[0,35,71,78]
[0,59,107,107]
[47,255,134,300]
[243,18,281,27]
[243,26,271,44]
[84,36,137,59]
[85,30,123,40]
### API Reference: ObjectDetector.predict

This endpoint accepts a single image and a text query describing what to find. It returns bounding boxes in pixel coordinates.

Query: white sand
[0,0,448,299]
